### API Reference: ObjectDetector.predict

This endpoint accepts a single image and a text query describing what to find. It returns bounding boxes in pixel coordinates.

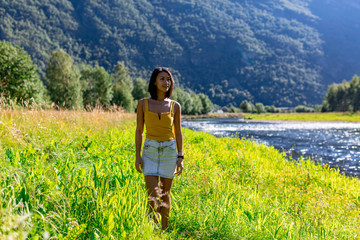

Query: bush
[265,105,279,113]
[0,40,46,103]
[294,105,314,112]
[255,103,266,113]
[240,100,255,113]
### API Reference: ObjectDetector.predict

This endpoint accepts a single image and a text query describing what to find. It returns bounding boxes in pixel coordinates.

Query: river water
[182,118,360,176]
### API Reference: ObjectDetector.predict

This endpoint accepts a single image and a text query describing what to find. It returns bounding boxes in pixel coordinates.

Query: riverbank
[1,110,360,239]
[182,112,244,119]
[244,112,360,122]
[183,112,360,122]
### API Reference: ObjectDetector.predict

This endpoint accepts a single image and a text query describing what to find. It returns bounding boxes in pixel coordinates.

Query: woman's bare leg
[145,175,160,223]
[159,177,173,230]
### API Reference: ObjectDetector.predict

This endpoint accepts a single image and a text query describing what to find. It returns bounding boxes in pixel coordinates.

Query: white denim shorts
[142,138,177,179]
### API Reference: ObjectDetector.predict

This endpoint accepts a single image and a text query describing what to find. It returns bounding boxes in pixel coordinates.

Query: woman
[135,67,184,230]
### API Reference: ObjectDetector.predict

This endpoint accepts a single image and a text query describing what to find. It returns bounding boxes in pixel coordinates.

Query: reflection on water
[183,118,360,176]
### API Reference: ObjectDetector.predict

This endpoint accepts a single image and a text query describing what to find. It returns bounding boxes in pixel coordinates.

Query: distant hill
[1,0,359,107]
[309,0,360,85]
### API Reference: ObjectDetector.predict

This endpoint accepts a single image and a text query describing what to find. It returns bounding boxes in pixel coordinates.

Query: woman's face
[154,71,171,93]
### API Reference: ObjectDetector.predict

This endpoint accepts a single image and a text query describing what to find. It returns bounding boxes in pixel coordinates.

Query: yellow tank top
[144,98,175,141]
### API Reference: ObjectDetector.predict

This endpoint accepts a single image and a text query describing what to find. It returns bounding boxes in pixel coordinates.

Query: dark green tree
[190,94,203,115]
[322,81,350,112]
[322,84,337,112]
[255,103,266,113]
[0,40,46,103]
[112,62,134,112]
[80,65,113,108]
[132,77,149,100]
[45,49,82,109]
[294,105,314,112]
[349,75,360,112]
[198,93,213,114]
[240,100,252,113]
[229,104,241,113]
[171,88,193,115]
[265,105,279,113]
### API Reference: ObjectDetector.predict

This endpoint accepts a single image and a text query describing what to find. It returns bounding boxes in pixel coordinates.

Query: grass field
[1,110,360,239]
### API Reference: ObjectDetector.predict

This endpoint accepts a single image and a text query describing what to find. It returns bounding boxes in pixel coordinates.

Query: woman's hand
[175,158,184,176]
[135,156,143,173]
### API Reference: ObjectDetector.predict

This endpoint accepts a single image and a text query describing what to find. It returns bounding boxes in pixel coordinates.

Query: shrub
[294,105,314,112]
[0,40,46,103]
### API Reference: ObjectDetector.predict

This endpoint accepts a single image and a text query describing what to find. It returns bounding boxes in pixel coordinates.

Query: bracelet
[177,155,184,159]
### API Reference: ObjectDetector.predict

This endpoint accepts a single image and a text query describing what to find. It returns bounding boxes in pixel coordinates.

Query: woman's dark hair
[148,67,174,100]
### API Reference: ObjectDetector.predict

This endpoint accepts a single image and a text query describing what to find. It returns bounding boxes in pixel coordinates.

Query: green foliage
[171,88,193,115]
[0,199,30,239]
[294,105,314,113]
[0,0,346,107]
[198,93,213,114]
[189,94,203,115]
[255,102,266,113]
[0,0,78,77]
[228,104,242,113]
[1,110,360,239]
[45,49,82,109]
[0,40,46,103]
[322,75,360,112]
[112,62,134,112]
[80,65,113,108]
[62,224,86,240]
[132,78,149,100]
[240,100,254,113]
[171,88,213,115]
[239,100,283,113]
[265,105,280,113]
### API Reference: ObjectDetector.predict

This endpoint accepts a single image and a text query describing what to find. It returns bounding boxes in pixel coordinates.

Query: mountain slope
[309,0,360,85]
[1,0,359,107]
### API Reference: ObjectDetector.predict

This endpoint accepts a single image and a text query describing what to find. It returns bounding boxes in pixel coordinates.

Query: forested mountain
[1,0,359,107]
[309,0,360,86]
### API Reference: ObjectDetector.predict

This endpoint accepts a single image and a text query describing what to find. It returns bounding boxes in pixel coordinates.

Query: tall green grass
[1,110,360,239]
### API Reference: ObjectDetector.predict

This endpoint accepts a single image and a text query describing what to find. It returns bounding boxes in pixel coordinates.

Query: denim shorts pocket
[165,141,176,151]
[143,143,150,150]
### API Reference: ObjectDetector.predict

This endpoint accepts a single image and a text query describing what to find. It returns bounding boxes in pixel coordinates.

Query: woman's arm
[135,99,145,173]
[173,102,184,176]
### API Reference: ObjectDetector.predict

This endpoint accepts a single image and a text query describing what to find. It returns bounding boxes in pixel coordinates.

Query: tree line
[322,75,360,112]
[228,74,360,114]
[0,0,329,107]
[0,40,212,114]
[3,39,357,114]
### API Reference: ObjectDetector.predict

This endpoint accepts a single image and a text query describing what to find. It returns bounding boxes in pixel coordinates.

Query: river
[182,118,360,176]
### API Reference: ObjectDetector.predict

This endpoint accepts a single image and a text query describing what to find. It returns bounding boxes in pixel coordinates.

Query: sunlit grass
[244,112,360,122]
[1,110,360,239]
